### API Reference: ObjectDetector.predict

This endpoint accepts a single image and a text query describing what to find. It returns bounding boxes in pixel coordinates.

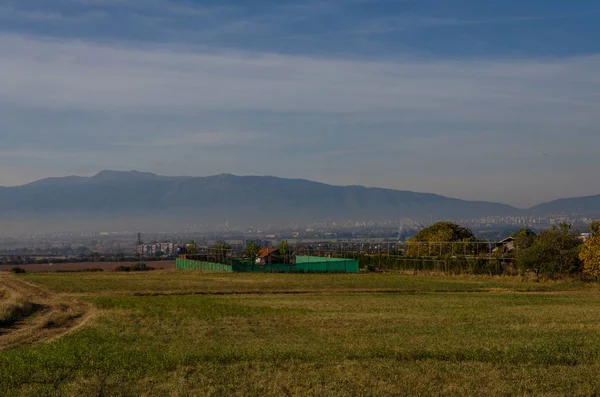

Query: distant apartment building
[136,242,175,256]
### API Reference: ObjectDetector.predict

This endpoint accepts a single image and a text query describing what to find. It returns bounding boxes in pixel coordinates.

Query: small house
[256,248,281,265]
[495,236,515,253]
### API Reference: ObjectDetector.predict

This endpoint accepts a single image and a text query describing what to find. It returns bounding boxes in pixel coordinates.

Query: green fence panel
[295,256,359,273]
[177,256,358,273]
[176,258,233,272]
[230,256,359,273]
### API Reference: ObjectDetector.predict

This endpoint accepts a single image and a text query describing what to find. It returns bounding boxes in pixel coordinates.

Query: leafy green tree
[244,241,261,258]
[279,240,290,264]
[517,223,582,278]
[213,241,231,262]
[511,228,537,251]
[590,220,600,238]
[580,236,600,279]
[407,222,479,257]
[187,240,197,255]
[279,240,290,255]
[412,222,475,242]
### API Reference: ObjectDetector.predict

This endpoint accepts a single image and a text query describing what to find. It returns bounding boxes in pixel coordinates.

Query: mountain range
[0,170,598,232]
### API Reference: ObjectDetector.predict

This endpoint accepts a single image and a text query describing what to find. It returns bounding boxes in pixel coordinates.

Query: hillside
[531,194,600,216]
[0,171,519,230]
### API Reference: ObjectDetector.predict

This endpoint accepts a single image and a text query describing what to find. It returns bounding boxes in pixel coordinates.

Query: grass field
[2,271,600,396]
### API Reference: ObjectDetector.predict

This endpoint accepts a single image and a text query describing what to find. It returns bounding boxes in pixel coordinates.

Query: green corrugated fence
[293,256,360,273]
[176,256,359,273]
[176,258,233,272]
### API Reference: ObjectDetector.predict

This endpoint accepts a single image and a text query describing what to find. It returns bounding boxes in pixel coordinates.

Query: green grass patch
[2,273,600,395]
[20,272,588,295]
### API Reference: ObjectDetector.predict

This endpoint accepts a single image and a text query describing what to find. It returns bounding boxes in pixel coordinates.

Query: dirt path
[0,274,95,350]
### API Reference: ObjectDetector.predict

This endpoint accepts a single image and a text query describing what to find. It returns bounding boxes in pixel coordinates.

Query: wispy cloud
[112,130,267,148]
[0,6,107,23]
[1,34,599,123]
[353,10,600,35]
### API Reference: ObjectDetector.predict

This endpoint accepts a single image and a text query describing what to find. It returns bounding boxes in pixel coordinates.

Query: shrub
[10,267,26,274]
[114,264,153,272]
[580,236,600,279]
[591,220,600,238]
[517,223,582,278]
[130,263,147,272]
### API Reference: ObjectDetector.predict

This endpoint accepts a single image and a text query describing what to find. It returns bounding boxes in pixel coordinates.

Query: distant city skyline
[1,1,599,207]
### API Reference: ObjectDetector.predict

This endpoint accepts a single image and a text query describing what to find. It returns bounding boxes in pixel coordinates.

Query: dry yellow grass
[0,274,92,351]
[0,287,35,327]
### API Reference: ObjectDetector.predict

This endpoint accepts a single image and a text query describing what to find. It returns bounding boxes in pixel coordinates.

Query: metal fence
[176,255,359,273]
[178,240,515,275]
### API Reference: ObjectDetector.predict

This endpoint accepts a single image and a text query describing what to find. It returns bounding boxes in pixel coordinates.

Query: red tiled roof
[257,248,279,258]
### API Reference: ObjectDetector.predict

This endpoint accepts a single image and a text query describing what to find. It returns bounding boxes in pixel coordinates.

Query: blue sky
[1,0,599,207]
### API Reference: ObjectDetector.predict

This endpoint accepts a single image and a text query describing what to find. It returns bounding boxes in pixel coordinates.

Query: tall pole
[138,232,143,267]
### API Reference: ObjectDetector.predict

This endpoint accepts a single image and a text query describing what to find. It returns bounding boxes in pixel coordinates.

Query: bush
[56,268,104,273]
[580,236,600,279]
[10,267,26,274]
[114,264,153,272]
[517,223,582,279]
[130,263,147,272]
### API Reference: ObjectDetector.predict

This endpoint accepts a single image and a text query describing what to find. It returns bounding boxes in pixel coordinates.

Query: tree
[279,240,290,264]
[517,223,582,278]
[213,241,231,262]
[580,236,600,279]
[187,240,197,255]
[244,241,261,258]
[76,247,91,255]
[407,222,479,257]
[279,240,290,255]
[412,222,475,242]
[511,228,537,252]
[590,220,600,238]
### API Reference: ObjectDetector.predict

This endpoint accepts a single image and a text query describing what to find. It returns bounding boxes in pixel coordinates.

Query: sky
[1,0,599,207]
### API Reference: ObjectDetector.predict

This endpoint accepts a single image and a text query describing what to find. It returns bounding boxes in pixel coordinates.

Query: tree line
[396,220,600,279]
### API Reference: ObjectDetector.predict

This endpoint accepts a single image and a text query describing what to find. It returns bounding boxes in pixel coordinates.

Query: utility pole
[137,232,143,266]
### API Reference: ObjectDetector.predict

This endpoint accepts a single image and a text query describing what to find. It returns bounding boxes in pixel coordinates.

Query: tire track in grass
[0,274,95,350]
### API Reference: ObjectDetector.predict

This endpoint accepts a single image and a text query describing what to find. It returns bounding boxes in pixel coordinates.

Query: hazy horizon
[1,1,599,207]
